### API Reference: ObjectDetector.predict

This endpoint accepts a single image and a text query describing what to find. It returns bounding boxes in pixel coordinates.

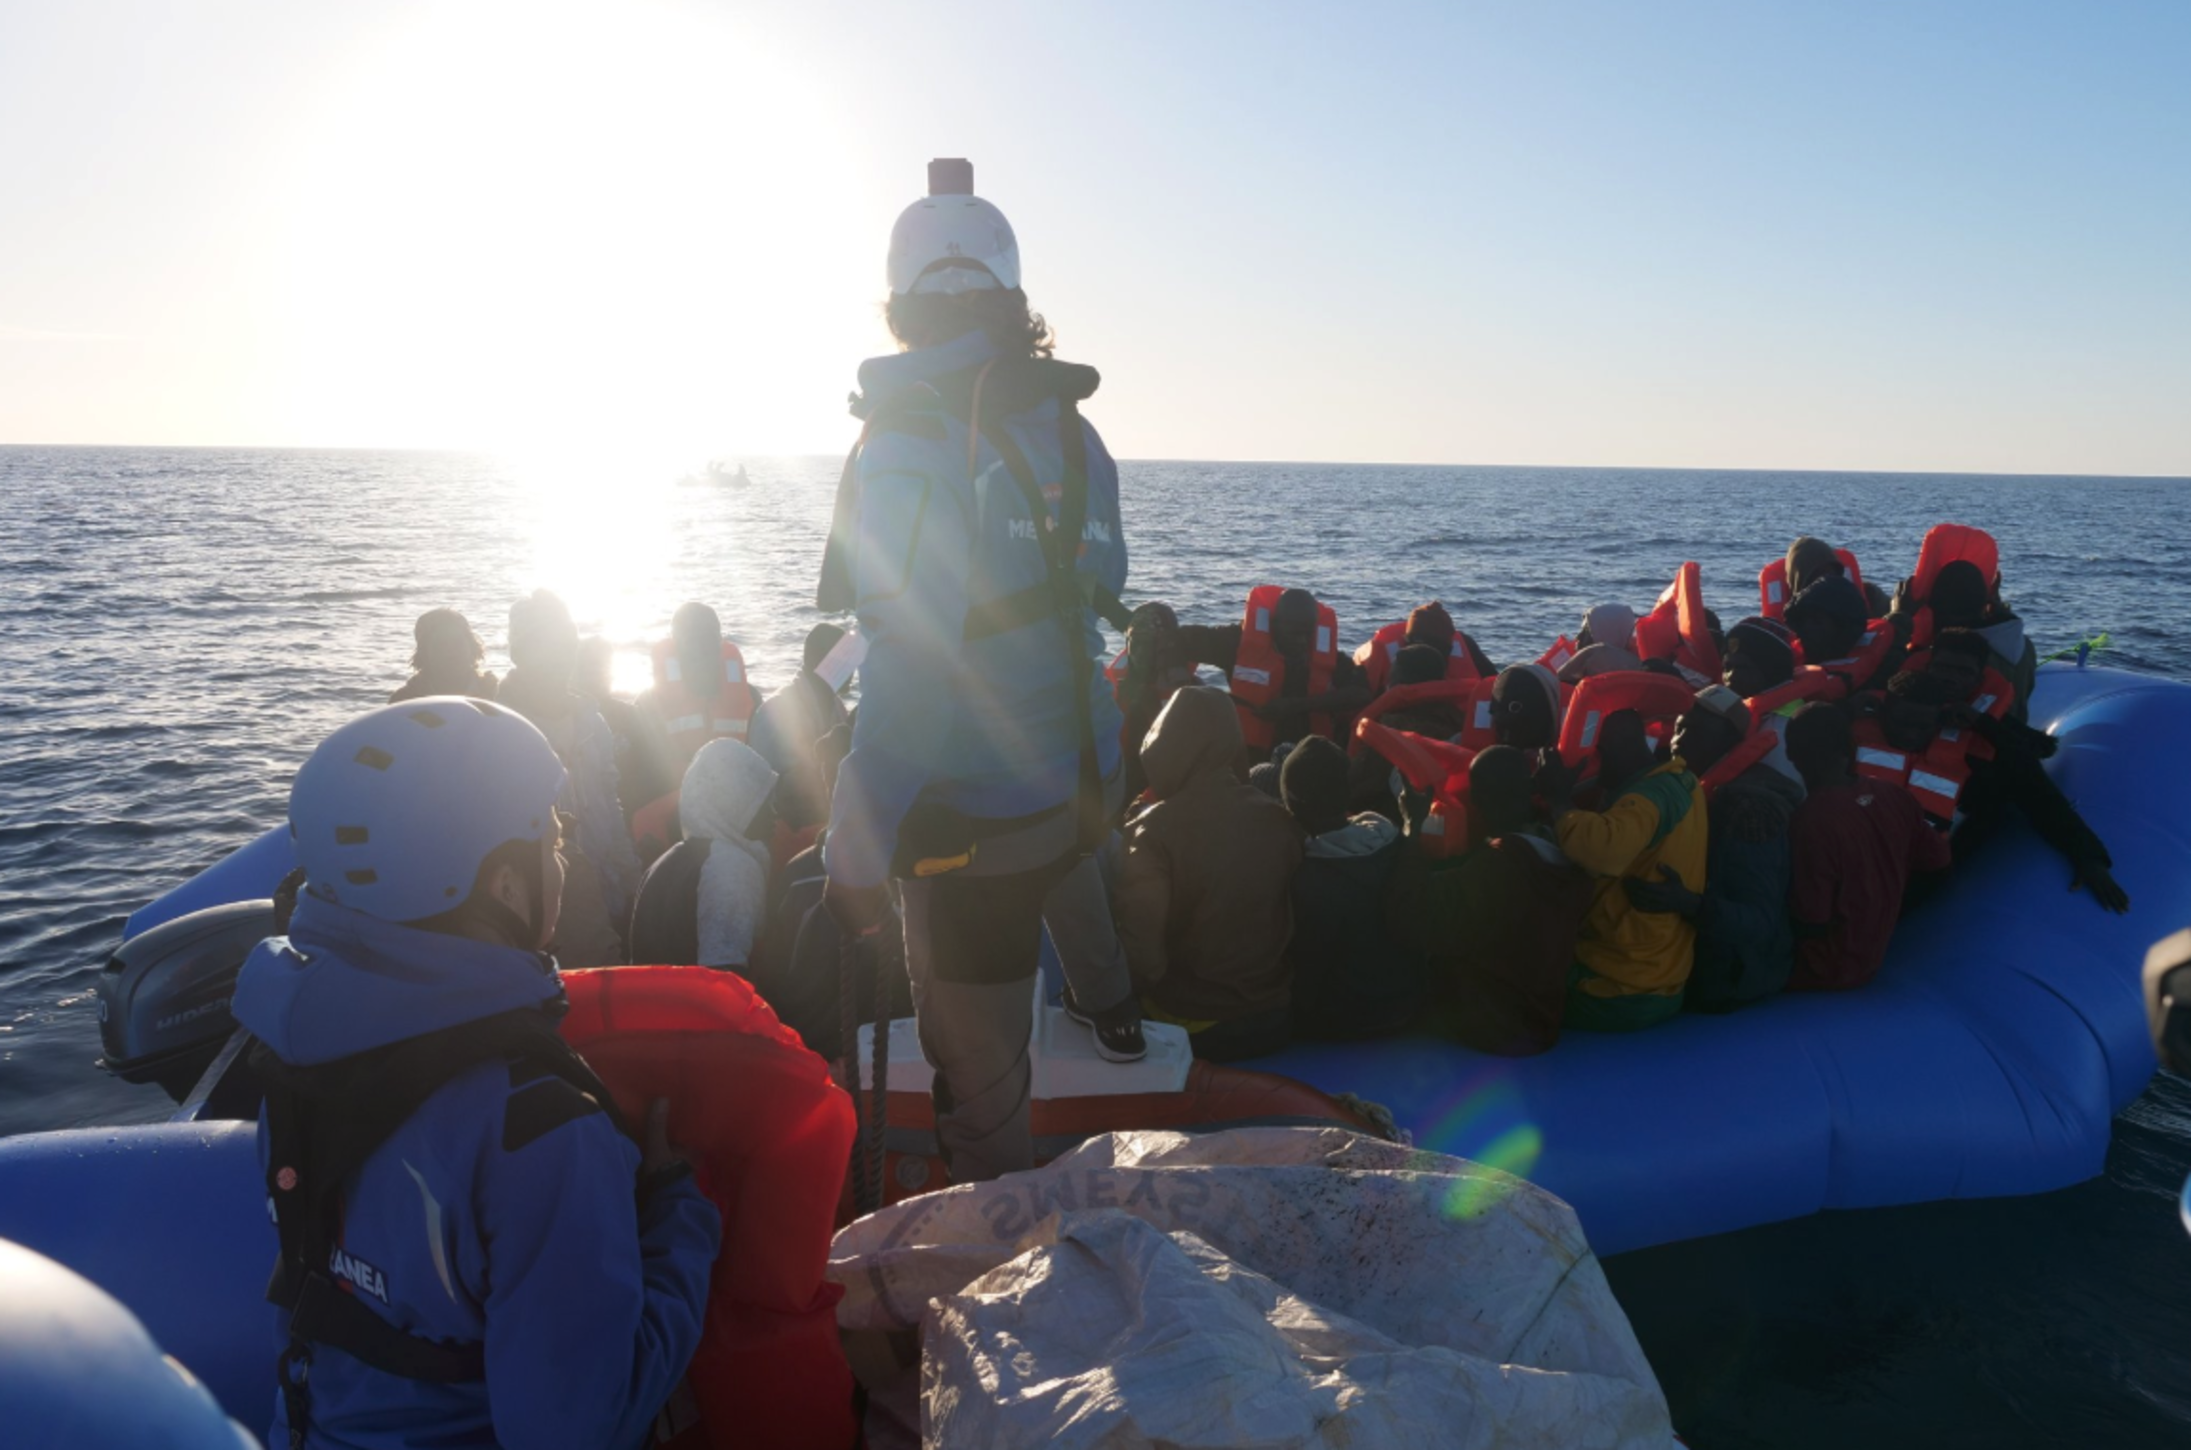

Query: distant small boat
[678,460,749,488]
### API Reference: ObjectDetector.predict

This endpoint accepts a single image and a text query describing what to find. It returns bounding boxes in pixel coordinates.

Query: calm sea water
[3,445,2190,1444]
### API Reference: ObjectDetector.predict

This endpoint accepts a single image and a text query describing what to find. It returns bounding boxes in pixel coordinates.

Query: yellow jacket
[1555,760,1709,997]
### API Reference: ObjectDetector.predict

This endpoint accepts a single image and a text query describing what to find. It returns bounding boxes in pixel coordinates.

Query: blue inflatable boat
[0,661,2178,1423]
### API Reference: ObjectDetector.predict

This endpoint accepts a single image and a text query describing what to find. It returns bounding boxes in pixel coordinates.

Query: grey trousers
[1043,852,1133,1016]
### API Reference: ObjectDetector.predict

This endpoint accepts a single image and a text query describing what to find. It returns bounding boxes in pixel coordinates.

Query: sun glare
[267,0,887,459]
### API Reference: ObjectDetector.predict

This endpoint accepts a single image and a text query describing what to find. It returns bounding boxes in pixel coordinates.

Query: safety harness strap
[973,394,1110,853]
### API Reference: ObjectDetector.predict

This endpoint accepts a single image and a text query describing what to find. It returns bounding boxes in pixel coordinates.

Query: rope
[838,930,867,1214]
[867,936,891,1210]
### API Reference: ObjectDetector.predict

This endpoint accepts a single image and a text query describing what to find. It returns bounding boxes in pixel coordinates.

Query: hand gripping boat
[0,663,2182,1426]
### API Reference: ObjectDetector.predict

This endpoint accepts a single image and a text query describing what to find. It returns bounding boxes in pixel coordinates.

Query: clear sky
[2,0,2186,473]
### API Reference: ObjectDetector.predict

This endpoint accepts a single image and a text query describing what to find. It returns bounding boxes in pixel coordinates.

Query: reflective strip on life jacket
[1232,585,1337,750]
[1537,635,1576,672]
[651,637,759,764]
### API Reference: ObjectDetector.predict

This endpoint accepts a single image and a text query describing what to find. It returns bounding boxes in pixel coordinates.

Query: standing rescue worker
[818,158,1135,1181]
[230,698,720,1450]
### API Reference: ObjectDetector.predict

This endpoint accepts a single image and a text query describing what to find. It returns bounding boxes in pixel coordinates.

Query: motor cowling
[97,901,274,1102]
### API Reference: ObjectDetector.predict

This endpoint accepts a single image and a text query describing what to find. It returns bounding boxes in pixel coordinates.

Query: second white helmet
[887,158,1021,297]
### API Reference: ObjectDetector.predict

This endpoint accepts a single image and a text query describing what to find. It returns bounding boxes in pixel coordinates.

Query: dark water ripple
[2,444,2190,1444]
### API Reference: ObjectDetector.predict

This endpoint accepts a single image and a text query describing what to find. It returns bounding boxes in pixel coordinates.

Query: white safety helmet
[886,158,1021,297]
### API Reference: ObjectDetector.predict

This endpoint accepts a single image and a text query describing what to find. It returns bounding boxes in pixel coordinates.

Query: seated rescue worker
[1278,736,1421,1040]
[231,697,719,1450]
[389,607,497,703]
[1117,685,1305,1060]
[1388,745,1592,1055]
[1783,701,1953,990]
[748,622,854,832]
[1624,686,1799,1011]
[1163,587,1373,764]
[1489,663,1565,751]
[497,591,644,968]
[1539,708,1709,1030]
[1927,559,2039,719]
[1558,603,1642,682]
[577,636,672,828]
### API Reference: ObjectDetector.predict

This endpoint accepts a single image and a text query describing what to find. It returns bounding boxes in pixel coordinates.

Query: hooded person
[1784,572,1871,667]
[229,698,719,1450]
[1624,686,1799,1011]
[1539,707,1709,1031]
[497,591,645,968]
[1387,744,1592,1055]
[1721,615,1806,790]
[389,608,497,703]
[629,739,779,973]
[1490,663,1565,751]
[1401,600,1498,679]
[1558,603,1642,682]
[1117,685,1305,1061]
[748,622,855,833]
[1929,559,2038,719]
[1786,536,1893,617]
[1278,736,1421,1041]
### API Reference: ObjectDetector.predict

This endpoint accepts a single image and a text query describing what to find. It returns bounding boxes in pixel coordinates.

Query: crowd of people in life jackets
[371,518,2125,1086]
[222,160,2140,1450]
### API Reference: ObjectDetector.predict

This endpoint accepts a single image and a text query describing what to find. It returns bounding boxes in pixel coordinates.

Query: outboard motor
[97,900,274,1102]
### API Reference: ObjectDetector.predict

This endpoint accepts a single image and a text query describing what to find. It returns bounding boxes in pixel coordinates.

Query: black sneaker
[1061,987,1147,1063]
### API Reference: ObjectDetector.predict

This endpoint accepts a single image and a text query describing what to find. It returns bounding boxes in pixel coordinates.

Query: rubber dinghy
[0,664,2177,1420]
[1259,661,2184,1252]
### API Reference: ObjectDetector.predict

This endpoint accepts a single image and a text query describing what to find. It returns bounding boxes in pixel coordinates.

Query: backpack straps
[256,1007,626,1448]
[969,386,1111,852]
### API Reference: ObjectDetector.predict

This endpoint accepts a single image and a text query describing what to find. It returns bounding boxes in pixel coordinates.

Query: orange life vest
[1536,635,1577,674]
[1697,727,1779,797]
[1355,716,1474,857]
[1851,717,1997,828]
[1907,523,2001,650]
[1759,548,1864,620]
[559,966,856,1450]
[1557,670,1700,770]
[649,638,760,766]
[1353,619,1485,695]
[1231,586,1338,751]
[1350,679,1479,753]
[1633,563,1721,682]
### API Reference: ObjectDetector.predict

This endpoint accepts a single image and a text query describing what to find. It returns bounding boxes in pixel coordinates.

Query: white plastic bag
[829,1127,1673,1449]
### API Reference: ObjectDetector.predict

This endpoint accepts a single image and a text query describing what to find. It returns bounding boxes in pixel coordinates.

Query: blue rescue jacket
[231,895,721,1450]
[823,331,1129,888]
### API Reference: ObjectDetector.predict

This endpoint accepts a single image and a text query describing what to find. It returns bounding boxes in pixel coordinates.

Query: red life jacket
[1759,548,1864,620]
[1557,671,1700,771]
[1536,635,1577,674]
[1907,523,2001,650]
[1350,678,1479,753]
[1353,620,1485,695]
[1897,654,2015,723]
[649,638,760,767]
[1455,675,1505,752]
[558,966,856,1450]
[1851,716,1997,829]
[1632,563,1720,682]
[1231,586,1337,751]
[1697,728,1779,797]
[1802,621,1898,693]
[1355,717,1474,858]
